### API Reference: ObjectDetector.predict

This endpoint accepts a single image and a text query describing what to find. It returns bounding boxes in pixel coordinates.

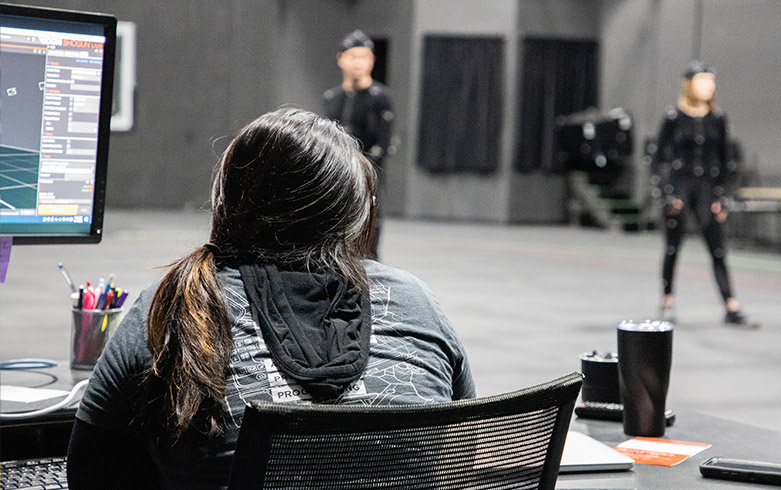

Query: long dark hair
[147,108,377,436]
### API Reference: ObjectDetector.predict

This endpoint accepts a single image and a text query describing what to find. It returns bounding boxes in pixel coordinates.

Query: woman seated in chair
[67,108,476,490]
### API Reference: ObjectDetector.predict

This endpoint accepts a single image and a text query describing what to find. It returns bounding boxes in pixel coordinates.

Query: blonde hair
[678,78,716,114]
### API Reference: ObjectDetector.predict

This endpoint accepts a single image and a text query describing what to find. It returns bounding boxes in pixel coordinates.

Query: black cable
[26,371,60,388]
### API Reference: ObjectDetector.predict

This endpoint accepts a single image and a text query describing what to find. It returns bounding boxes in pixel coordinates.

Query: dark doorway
[371,37,389,85]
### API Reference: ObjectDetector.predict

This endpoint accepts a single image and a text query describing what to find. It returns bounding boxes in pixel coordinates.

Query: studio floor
[1,210,779,433]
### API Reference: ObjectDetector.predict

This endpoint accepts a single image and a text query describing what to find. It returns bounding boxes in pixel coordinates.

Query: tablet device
[559,431,635,473]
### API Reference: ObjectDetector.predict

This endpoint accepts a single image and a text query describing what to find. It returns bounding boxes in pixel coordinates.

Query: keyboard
[575,400,676,426]
[0,457,68,490]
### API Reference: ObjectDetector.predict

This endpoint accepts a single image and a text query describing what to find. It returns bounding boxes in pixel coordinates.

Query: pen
[77,287,84,309]
[58,263,77,293]
[116,290,129,308]
[83,284,96,310]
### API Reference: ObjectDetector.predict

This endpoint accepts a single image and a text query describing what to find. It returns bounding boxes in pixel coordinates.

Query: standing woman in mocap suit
[652,60,757,327]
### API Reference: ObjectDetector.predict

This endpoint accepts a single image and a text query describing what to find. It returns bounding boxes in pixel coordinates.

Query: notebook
[559,431,635,473]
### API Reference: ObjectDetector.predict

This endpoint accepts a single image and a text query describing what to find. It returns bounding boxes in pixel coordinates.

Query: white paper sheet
[1,385,69,403]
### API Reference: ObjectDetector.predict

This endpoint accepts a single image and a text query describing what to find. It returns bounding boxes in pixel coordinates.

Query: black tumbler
[617,320,673,437]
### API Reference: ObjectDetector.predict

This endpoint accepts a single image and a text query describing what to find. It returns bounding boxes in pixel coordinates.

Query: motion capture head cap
[683,60,714,79]
[339,30,374,53]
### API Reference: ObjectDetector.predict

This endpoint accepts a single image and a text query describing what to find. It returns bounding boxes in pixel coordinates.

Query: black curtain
[417,36,504,174]
[515,38,599,173]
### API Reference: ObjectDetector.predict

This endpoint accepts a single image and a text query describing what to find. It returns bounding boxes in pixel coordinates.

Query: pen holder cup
[70,308,122,370]
[580,351,620,403]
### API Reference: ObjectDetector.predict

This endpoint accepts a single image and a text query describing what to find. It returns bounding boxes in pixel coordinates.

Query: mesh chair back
[228,371,583,490]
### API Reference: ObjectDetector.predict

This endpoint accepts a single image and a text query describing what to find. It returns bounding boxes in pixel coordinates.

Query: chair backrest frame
[229,371,583,490]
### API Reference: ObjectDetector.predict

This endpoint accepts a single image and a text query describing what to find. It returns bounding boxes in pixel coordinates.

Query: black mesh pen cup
[617,320,673,437]
[580,351,620,403]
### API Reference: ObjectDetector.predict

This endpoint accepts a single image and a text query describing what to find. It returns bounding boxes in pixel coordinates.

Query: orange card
[614,437,712,466]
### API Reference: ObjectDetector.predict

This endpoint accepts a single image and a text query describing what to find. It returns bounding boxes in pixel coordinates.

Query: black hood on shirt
[239,264,371,401]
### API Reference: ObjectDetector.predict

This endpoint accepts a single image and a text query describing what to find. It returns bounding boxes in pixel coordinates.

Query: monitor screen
[0,4,116,244]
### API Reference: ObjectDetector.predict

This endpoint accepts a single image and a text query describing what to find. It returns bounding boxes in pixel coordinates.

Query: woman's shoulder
[363,260,448,320]
[363,260,430,291]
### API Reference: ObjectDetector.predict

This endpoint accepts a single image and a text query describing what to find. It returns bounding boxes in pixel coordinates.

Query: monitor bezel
[0,3,116,244]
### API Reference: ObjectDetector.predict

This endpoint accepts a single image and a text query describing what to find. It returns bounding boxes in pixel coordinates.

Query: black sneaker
[724,310,761,329]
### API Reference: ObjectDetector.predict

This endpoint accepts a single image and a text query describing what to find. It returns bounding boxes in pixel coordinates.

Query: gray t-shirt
[77,260,475,489]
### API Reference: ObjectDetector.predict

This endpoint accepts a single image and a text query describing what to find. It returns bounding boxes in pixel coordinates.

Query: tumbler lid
[617,319,673,332]
[579,350,618,362]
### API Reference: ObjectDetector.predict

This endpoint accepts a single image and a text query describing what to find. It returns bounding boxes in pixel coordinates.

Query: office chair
[228,371,583,490]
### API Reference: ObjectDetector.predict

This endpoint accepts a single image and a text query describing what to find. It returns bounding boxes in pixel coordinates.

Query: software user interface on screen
[0,5,115,243]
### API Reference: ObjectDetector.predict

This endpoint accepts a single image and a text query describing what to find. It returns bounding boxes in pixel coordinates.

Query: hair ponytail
[146,245,232,437]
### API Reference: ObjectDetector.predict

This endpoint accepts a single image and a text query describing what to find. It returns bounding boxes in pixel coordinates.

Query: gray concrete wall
[701,0,781,186]
[4,0,263,210]
[3,0,412,211]
[9,0,781,217]
[509,1,601,223]
[405,0,517,222]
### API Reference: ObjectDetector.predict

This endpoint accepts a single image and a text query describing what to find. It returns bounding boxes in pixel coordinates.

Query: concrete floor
[1,210,779,433]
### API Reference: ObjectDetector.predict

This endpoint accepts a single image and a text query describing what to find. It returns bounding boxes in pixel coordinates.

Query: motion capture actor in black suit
[651,60,757,328]
[324,30,394,259]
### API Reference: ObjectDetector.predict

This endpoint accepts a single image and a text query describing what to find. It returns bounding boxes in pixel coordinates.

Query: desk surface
[3,367,781,487]
[559,411,781,489]
[1,361,87,414]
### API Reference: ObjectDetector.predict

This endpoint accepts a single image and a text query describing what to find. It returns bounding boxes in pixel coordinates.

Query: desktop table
[3,366,780,489]
[558,410,781,489]
[1,362,87,461]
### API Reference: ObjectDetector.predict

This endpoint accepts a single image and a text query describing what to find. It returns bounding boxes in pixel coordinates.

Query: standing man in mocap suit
[324,30,394,260]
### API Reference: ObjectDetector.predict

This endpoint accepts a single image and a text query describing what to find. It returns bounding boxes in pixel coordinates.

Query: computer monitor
[0,3,116,244]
